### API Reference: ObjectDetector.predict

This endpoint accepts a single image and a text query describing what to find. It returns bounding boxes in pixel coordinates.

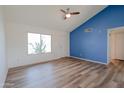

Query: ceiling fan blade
[70,12,80,15]
[60,9,66,13]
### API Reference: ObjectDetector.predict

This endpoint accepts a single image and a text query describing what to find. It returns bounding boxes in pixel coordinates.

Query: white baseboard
[70,56,107,65]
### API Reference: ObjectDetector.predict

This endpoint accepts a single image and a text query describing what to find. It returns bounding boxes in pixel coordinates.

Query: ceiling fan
[60,8,80,20]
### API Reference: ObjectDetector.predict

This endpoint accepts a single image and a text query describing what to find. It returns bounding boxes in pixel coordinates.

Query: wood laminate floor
[4,57,124,88]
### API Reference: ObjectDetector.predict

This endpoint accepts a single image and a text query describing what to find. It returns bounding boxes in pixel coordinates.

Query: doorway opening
[108,27,124,64]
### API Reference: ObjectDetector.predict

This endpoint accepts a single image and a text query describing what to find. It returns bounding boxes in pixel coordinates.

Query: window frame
[27,33,52,55]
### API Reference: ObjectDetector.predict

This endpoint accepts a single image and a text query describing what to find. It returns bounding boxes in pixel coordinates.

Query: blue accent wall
[70,5,124,64]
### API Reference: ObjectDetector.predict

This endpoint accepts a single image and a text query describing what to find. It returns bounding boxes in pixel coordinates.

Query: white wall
[0,7,8,87]
[5,22,69,68]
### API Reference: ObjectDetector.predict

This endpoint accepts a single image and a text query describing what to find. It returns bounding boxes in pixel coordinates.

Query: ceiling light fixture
[66,13,71,18]
[60,8,80,20]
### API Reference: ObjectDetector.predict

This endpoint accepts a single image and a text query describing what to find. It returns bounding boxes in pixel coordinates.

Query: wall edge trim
[70,56,107,65]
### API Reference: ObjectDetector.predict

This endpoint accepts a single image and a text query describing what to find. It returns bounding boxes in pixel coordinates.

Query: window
[28,33,51,54]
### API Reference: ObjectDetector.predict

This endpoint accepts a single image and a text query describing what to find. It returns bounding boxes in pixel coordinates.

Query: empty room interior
[1,5,124,88]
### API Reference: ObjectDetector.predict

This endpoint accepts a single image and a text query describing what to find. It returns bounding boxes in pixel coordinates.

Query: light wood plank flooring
[4,57,124,88]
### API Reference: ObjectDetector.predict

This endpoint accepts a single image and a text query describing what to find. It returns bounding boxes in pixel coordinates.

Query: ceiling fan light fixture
[66,13,71,18]
[60,8,80,20]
